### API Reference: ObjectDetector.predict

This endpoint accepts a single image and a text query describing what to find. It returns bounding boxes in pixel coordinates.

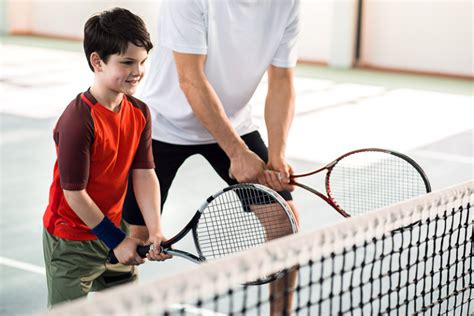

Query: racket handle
[137,245,151,257]
[107,245,152,264]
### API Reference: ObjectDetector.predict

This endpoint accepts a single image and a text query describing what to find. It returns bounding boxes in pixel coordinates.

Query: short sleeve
[157,0,208,54]
[271,0,300,68]
[55,98,94,191]
[131,101,155,169]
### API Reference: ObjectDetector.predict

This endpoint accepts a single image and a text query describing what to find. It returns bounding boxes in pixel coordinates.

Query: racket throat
[161,212,202,249]
[165,249,206,264]
[293,182,349,217]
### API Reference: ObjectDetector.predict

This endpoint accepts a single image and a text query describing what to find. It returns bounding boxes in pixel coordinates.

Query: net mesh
[44,181,473,316]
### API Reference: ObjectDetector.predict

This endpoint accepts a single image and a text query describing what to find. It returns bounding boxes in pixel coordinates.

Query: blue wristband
[91,217,126,250]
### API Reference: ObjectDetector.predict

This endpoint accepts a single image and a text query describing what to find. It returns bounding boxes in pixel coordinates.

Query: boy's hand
[113,237,146,265]
[147,232,173,261]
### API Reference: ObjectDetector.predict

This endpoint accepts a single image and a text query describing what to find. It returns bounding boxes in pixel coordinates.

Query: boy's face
[96,43,148,96]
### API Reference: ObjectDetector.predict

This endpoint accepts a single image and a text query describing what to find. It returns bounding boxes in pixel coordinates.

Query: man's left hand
[264,160,295,192]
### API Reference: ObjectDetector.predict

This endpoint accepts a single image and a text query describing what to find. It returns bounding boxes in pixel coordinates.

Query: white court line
[0,256,46,275]
[413,150,474,165]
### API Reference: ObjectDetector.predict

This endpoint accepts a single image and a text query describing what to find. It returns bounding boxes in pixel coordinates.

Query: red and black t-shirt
[43,90,155,240]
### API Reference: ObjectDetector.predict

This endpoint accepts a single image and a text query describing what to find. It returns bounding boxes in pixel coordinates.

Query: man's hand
[147,232,173,261]
[265,158,295,192]
[229,148,267,184]
[113,237,146,265]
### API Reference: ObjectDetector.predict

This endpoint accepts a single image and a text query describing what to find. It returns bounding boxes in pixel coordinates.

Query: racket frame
[290,148,432,218]
[125,183,298,265]
[160,211,205,263]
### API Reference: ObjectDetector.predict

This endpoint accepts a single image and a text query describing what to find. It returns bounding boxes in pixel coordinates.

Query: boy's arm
[63,189,146,265]
[131,169,171,261]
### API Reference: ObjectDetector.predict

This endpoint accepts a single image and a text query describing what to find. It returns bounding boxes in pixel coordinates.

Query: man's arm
[63,190,146,265]
[132,169,171,261]
[173,52,267,184]
[263,65,296,192]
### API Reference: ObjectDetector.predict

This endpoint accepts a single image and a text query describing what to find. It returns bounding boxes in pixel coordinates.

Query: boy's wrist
[91,217,126,249]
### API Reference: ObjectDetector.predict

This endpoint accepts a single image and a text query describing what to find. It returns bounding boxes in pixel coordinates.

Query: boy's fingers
[145,244,172,261]
[136,256,145,264]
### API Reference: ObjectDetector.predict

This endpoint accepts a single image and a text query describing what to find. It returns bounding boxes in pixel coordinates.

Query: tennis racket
[289,148,431,217]
[108,183,298,284]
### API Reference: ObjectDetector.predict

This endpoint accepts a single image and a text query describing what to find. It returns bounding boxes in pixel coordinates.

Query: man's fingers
[281,182,296,192]
[228,168,235,180]
[257,172,268,186]
[264,170,284,192]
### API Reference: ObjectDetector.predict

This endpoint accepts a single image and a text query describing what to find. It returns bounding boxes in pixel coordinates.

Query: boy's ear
[90,52,103,72]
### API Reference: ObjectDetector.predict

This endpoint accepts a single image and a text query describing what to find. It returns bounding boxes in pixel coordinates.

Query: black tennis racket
[109,183,298,284]
[289,148,431,217]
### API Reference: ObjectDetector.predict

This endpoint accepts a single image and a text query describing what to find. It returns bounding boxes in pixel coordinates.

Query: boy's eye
[121,61,134,65]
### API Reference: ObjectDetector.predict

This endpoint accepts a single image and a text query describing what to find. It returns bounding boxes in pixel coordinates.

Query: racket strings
[196,187,294,260]
[329,152,428,216]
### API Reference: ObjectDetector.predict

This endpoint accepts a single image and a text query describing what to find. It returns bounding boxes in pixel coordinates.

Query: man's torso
[139,0,299,144]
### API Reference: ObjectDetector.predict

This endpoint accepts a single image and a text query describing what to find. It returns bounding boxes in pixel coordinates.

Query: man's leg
[268,199,299,315]
[200,131,299,315]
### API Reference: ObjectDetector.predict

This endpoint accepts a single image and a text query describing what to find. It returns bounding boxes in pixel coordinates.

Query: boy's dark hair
[84,7,153,72]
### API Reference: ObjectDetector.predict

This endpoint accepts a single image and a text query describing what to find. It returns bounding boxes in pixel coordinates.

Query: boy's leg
[43,229,108,307]
[92,265,138,291]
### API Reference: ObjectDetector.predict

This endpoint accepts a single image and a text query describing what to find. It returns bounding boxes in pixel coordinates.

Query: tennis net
[45,181,473,315]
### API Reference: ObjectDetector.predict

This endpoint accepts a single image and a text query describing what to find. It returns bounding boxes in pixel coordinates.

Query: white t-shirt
[139,0,300,144]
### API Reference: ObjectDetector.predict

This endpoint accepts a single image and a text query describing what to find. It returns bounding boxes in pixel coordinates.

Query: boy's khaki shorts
[43,224,138,307]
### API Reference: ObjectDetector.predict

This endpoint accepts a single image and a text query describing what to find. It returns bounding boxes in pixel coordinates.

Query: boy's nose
[131,63,144,76]
[131,66,141,76]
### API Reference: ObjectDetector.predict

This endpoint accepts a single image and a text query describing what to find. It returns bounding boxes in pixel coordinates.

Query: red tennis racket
[289,148,431,217]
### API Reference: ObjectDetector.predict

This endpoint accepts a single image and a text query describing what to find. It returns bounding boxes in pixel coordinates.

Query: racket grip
[107,245,152,264]
[137,245,151,257]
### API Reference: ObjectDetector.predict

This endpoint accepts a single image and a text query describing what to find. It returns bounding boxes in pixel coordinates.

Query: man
[124,0,300,313]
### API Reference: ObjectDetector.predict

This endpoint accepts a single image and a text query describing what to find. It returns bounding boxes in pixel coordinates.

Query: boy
[42,8,170,307]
